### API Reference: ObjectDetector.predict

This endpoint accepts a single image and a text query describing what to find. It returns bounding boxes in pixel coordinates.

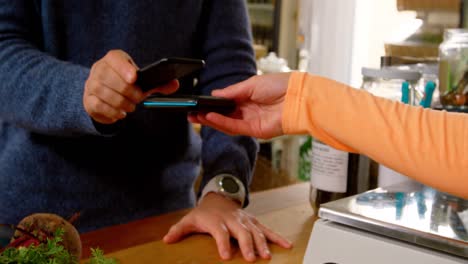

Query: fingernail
[264,249,271,257]
[127,58,136,67]
[248,252,255,260]
[120,111,127,118]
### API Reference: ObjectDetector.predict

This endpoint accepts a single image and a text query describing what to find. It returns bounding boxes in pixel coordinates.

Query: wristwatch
[200,174,246,207]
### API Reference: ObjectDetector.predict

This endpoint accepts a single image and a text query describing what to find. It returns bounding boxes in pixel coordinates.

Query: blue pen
[401,81,410,104]
[419,81,436,108]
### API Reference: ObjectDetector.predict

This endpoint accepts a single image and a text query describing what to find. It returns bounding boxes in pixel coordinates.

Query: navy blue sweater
[0,0,258,232]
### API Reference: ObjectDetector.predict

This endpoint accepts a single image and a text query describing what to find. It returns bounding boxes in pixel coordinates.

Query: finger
[103,49,138,84]
[187,114,200,124]
[245,221,271,259]
[143,79,180,97]
[85,95,126,123]
[255,221,293,249]
[90,62,143,103]
[226,220,256,262]
[163,220,196,244]
[89,84,136,113]
[201,112,258,137]
[196,114,239,136]
[206,222,232,260]
[91,113,118,125]
[211,77,255,100]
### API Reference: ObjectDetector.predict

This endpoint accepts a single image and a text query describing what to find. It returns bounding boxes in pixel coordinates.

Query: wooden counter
[80,182,317,263]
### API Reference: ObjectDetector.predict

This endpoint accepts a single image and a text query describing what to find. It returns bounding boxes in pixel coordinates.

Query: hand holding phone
[136,57,205,92]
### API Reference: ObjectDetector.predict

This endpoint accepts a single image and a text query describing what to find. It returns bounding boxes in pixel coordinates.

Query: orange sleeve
[282,71,468,199]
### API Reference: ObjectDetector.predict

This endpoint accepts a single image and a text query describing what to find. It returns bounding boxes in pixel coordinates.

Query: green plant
[0,229,118,264]
[87,248,118,264]
[298,136,312,181]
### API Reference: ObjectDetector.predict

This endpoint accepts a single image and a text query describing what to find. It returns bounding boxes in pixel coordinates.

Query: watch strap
[199,174,246,207]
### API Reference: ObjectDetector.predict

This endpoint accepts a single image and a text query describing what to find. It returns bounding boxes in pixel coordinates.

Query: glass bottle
[438,28,468,110]
[461,0,468,29]
[308,139,361,213]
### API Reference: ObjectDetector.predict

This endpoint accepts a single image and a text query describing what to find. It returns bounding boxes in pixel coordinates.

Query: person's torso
[0,0,209,231]
[37,0,205,68]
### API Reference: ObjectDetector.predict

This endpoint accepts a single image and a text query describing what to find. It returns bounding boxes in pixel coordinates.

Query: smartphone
[136,57,205,92]
[142,95,236,115]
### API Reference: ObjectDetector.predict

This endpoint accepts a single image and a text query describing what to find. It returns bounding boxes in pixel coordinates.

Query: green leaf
[0,228,118,264]
[86,248,118,264]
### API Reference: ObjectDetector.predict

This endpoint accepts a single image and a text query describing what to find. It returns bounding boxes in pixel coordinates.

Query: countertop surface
[80,182,316,263]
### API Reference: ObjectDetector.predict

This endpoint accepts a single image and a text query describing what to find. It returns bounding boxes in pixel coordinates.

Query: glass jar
[388,63,439,108]
[438,28,468,110]
[361,67,422,105]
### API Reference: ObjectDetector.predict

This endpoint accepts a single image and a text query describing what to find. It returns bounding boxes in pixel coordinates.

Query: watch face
[221,177,239,193]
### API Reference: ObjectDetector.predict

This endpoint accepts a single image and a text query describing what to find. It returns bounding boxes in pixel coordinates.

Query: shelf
[248,3,275,27]
[247,3,275,12]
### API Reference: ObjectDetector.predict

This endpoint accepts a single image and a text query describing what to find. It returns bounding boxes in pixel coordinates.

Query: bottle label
[310,140,348,193]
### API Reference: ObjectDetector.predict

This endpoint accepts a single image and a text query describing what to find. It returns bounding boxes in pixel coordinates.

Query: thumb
[212,77,255,101]
[144,79,179,97]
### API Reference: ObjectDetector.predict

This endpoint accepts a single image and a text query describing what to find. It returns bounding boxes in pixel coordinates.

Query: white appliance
[304,184,468,263]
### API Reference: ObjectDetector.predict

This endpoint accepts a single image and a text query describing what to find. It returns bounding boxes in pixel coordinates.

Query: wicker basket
[385,42,439,58]
[397,0,460,12]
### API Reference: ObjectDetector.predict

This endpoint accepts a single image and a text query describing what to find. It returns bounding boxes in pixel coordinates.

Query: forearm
[198,0,258,204]
[200,126,258,206]
[283,72,468,199]
[0,45,96,135]
[196,0,256,95]
[0,2,97,136]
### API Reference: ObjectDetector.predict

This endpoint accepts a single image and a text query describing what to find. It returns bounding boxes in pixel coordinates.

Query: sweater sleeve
[0,1,97,136]
[283,72,468,199]
[196,0,258,206]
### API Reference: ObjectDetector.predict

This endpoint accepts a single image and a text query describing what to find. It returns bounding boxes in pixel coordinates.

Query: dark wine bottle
[460,0,468,28]
[309,139,365,213]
